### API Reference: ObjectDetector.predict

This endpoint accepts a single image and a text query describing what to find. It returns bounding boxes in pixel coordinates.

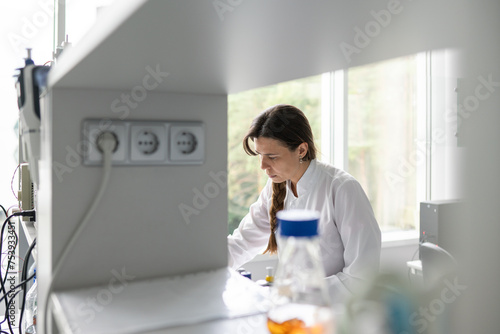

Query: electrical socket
[130,123,167,162]
[83,120,127,165]
[136,130,159,154]
[170,123,204,163]
[83,119,204,165]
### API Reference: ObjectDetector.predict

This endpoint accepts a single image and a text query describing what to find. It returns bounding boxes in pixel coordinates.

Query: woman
[227,104,381,302]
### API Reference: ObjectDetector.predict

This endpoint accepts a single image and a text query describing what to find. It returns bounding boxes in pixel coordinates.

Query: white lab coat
[227,159,381,303]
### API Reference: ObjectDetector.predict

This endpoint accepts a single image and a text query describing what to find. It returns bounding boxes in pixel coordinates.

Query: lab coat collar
[287,159,318,198]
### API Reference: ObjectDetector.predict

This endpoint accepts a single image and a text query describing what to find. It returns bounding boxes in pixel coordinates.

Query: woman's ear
[298,142,309,158]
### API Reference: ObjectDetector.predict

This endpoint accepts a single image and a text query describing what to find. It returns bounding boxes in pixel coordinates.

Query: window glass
[65,0,115,47]
[227,75,323,234]
[347,55,425,231]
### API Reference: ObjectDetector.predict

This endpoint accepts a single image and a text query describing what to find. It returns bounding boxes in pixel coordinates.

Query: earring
[299,156,304,164]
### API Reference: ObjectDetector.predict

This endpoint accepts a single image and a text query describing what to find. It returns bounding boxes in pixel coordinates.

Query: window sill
[381,229,419,248]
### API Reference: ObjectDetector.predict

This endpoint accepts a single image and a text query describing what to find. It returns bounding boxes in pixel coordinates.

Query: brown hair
[243,104,317,254]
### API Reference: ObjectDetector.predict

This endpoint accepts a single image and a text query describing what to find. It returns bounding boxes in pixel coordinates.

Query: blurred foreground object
[267,210,335,334]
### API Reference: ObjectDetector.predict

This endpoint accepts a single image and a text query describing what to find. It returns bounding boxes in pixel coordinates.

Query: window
[227,53,428,235]
[346,54,427,232]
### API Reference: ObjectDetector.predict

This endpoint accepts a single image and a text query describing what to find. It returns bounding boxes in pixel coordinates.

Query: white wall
[452,4,500,332]
[38,88,228,293]
[430,49,466,200]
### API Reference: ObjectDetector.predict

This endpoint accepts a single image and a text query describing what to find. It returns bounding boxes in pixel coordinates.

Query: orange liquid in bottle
[267,303,334,334]
[267,317,325,334]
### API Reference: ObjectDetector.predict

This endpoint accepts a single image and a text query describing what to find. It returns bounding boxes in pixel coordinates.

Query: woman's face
[254,137,308,185]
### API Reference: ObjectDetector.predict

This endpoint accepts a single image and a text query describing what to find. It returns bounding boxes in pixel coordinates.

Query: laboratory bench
[51,267,272,334]
[141,314,268,334]
[17,217,272,333]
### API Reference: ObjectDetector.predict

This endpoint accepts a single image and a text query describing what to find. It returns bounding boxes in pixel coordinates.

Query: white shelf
[49,1,456,96]
[51,267,270,334]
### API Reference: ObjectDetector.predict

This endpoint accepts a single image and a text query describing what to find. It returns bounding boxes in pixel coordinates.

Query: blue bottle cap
[276,210,320,237]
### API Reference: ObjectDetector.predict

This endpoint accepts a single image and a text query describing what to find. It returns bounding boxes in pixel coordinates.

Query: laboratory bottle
[24,271,38,334]
[265,266,274,284]
[267,210,335,334]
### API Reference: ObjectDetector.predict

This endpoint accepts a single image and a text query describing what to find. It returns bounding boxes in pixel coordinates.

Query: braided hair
[243,104,317,254]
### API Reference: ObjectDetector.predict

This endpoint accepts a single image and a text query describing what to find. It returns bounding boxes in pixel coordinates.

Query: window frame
[325,52,430,240]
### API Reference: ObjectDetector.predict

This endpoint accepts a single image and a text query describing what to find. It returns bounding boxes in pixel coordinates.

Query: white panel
[49,0,475,95]
[38,88,228,292]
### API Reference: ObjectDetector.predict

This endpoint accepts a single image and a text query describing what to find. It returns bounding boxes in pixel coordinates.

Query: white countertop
[51,267,271,334]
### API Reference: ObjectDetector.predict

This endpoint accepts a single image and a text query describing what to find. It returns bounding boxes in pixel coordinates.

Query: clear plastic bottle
[267,210,335,334]
[24,270,37,334]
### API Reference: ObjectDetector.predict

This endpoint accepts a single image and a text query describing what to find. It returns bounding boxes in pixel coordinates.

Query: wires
[0,205,11,332]
[4,290,21,334]
[0,211,23,331]
[0,210,36,333]
[0,273,36,334]
[18,238,36,334]
[10,165,20,201]
[0,272,35,304]
[43,131,117,334]
[0,206,7,218]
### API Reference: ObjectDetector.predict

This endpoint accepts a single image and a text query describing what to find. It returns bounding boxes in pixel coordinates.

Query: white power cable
[43,131,117,334]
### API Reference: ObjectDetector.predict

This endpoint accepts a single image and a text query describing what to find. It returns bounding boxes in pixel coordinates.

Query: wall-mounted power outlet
[137,130,159,154]
[82,119,204,166]
[170,123,204,163]
[130,123,167,162]
[83,120,127,165]
[175,131,197,154]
